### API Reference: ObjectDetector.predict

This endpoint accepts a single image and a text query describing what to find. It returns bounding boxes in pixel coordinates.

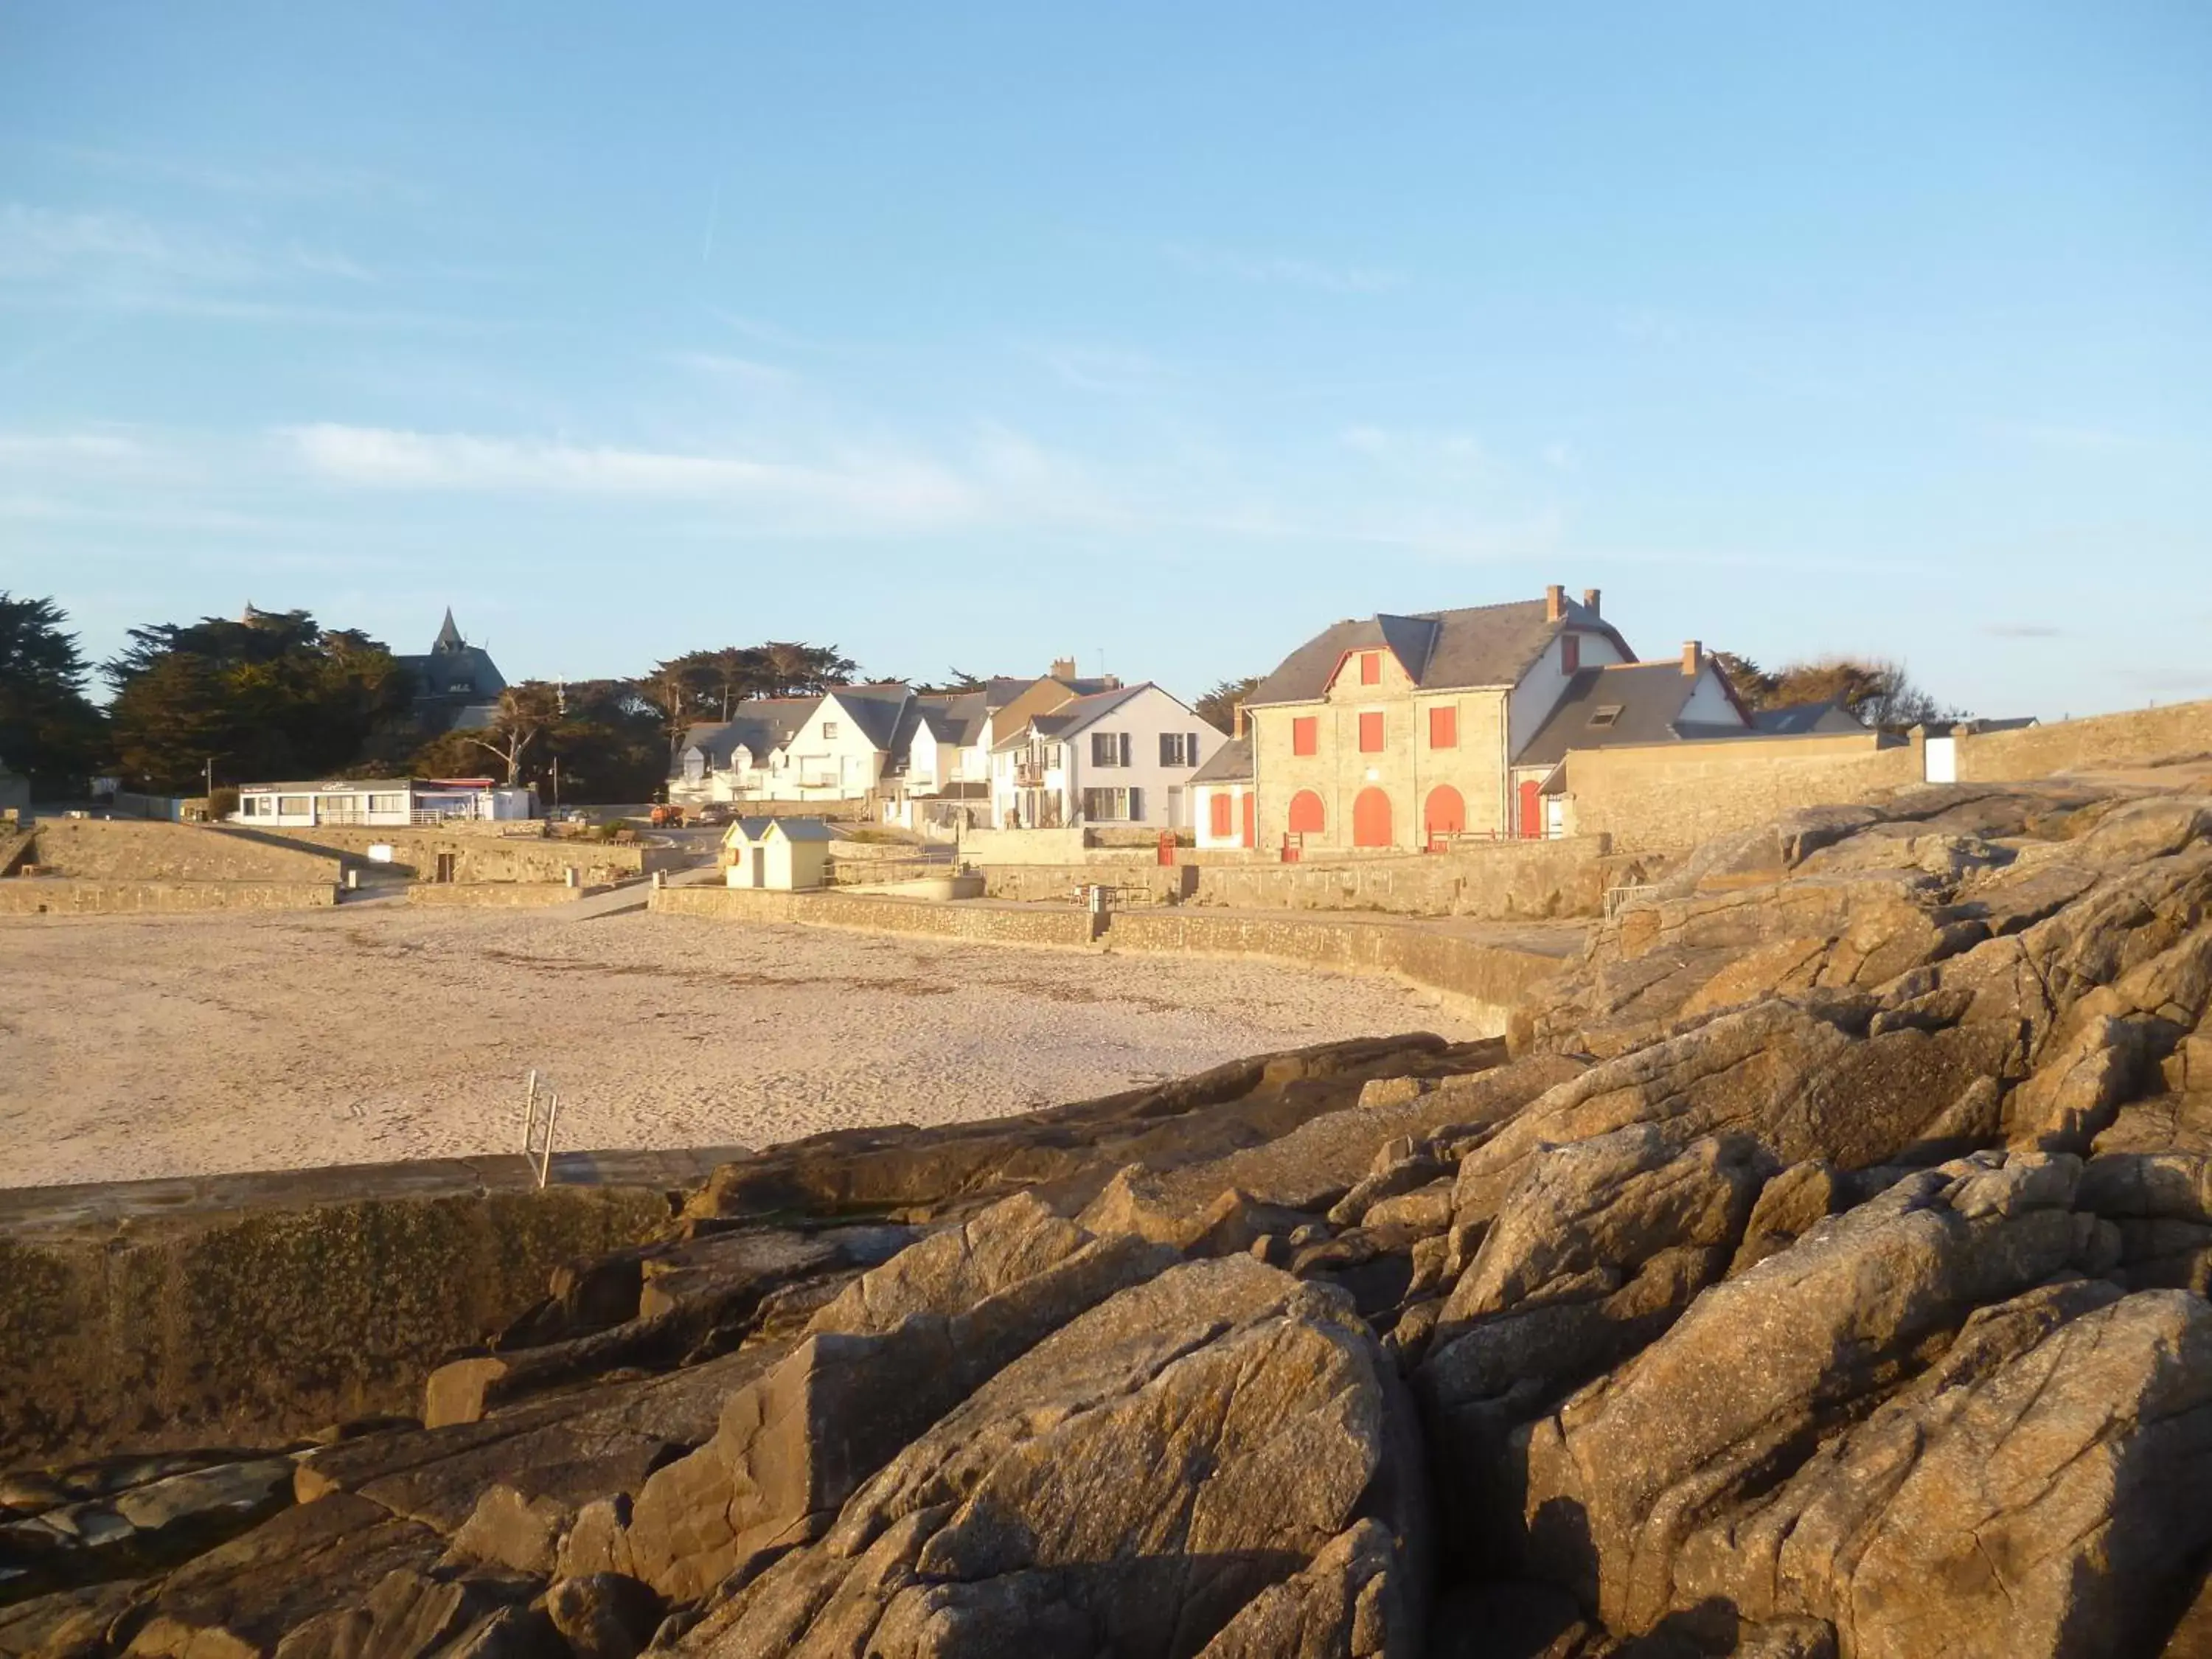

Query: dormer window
[1562,635,1581,674]
[1588,705,1623,729]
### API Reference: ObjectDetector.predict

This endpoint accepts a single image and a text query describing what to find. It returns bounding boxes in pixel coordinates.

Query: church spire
[434,608,465,652]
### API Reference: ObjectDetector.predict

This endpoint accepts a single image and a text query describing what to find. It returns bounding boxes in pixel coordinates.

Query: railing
[1014,762,1048,787]
[1603,883,1660,919]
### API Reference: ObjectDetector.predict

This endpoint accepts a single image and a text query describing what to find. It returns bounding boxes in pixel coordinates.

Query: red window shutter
[1360,652,1381,686]
[1429,706,1456,749]
[1210,793,1233,837]
[1359,712,1384,753]
[1292,717,1318,757]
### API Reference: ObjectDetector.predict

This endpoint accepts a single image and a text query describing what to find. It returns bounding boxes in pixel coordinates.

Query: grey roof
[731,815,835,844]
[823,684,912,751]
[994,683,1152,750]
[678,697,821,768]
[240,776,421,793]
[397,610,506,704]
[433,608,465,650]
[1751,700,1867,736]
[916,690,989,747]
[1515,661,1748,766]
[1245,596,1631,707]
[1189,735,1253,784]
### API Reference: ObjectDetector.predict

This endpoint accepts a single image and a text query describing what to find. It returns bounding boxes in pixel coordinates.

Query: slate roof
[823,684,914,751]
[1245,596,1630,707]
[992,684,1152,751]
[396,610,507,706]
[915,691,989,747]
[678,698,821,768]
[1514,661,1749,767]
[729,815,835,844]
[1751,700,1867,736]
[1189,736,1253,784]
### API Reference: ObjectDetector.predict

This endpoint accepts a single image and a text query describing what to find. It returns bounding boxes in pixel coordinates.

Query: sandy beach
[0,903,1482,1189]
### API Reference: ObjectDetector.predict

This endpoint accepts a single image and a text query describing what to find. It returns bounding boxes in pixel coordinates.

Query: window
[1287,790,1325,834]
[1587,705,1623,729]
[1429,706,1457,749]
[1359,651,1381,685]
[366,793,407,815]
[1091,731,1131,767]
[1358,712,1384,753]
[1562,634,1581,674]
[278,796,310,817]
[1292,716,1318,757]
[1159,731,1200,767]
[822,721,840,739]
[1209,792,1234,838]
[1082,787,1138,821]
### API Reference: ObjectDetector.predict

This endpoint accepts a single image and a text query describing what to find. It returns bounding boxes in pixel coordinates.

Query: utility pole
[204,757,213,799]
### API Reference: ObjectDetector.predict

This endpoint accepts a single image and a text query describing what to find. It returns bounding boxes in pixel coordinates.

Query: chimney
[1682,640,1702,677]
[1049,657,1077,681]
[1233,703,1247,738]
[1545,584,1565,622]
[1582,588,1601,616]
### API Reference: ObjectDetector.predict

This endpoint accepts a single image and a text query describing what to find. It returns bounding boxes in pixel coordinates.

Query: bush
[208,785,240,820]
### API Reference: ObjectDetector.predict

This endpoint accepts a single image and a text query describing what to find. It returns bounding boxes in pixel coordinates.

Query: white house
[672,684,915,807]
[989,684,1228,831]
[671,697,821,805]
[233,777,536,827]
[722,815,834,890]
[1190,737,1256,850]
[882,692,992,829]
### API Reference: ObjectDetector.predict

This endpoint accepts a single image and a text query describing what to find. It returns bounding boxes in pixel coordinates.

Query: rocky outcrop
[7,782,2212,1658]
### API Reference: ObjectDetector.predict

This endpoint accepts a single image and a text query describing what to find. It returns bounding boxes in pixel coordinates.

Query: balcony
[1014,762,1048,787]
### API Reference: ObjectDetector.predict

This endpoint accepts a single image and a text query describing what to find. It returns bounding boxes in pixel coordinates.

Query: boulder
[546,1574,664,1659]
[700,1257,1430,1658]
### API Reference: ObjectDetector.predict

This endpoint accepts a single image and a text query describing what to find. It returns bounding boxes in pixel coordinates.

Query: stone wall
[0,1171,672,1463]
[1562,731,1924,853]
[978,837,1626,919]
[0,878,338,914]
[271,824,681,885]
[1955,698,2212,779]
[1105,909,1568,1033]
[957,827,1088,864]
[651,883,1097,946]
[25,817,344,883]
[406,881,605,908]
[653,885,1573,1034]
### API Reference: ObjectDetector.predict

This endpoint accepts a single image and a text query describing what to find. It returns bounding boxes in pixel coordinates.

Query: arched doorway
[1287,790,1325,835]
[1353,787,1392,848]
[1424,785,1465,848]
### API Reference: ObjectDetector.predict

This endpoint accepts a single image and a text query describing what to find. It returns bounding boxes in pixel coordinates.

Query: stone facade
[0,878,338,914]
[1250,650,1516,855]
[1560,731,1923,853]
[1955,696,2212,781]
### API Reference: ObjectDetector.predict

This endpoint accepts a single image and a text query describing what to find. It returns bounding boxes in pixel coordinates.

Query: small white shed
[723,816,834,890]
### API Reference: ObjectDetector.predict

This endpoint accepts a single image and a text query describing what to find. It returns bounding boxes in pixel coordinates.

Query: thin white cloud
[1030,341,1178,396]
[1340,425,1491,480]
[1983,622,2064,639]
[667,351,799,389]
[2003,422,2167,454]
[0,205,258,284]
[1164,243,1402,295]
[49,145,425,204]
[280,423,984,529]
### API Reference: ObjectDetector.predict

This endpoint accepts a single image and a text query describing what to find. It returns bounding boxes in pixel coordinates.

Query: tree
[914,667,988,695]
[105,608,414,792]
[1196,675,1263,734]
[0,594,108,796]
[438,682,563,786]
[412,678,664,804]
[1714,650,1958,731]
[630,641,863,757]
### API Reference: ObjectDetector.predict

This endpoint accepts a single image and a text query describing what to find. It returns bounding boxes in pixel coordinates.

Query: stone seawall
[274,824,683,886]
[651,883,1096,945]
[1958,696,2212,779]
[405,880,614,908]
[652,886,1573,1035]
[24,817,344,883]
[0,1160,689,1465]
[0,877,338,914]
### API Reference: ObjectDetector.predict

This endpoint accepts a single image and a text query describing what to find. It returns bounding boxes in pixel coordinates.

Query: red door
[1208,792,1233,839]
[1517,778,1543,838]
[1353,787,1392,848]
[1239,791,1255,849]
[1424,785,1465,850]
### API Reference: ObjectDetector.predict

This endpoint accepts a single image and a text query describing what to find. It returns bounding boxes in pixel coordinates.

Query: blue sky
[3,4,2207,717]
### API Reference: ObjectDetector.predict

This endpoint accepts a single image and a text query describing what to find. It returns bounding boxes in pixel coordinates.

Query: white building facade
[233,778,536,827]
[989,684,1228,831]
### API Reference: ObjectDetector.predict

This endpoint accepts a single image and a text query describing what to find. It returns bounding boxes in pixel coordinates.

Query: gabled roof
[728,815,835,844]
[432,608,465,651]
[915,690,989,747]
[679,697,822,768]
[1189,735,1253,784]
[1751,700,1867,736]
[1514,660,1748,766]
[992,683,1153,751]
[1246,596,1630,708]
[820,683,912,751]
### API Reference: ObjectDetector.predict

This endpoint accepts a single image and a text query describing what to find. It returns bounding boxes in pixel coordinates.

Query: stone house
[395,610,507,735]
[1190,737,1256,850]
[989,684,1228,831]
[1242,585,1636,852]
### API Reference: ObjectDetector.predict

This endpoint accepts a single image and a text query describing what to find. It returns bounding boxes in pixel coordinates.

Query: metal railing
[1602,883,1661,919]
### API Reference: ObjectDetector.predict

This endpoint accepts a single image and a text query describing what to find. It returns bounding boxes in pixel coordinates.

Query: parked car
[691,803,731,827]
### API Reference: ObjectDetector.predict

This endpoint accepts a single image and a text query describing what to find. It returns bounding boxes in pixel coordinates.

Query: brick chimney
[1049,656,1077,681]
[1545,584,1565,622]
[1582,588,1601,616]
[1682,640,1702,677]
[1233,703,1247,738]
